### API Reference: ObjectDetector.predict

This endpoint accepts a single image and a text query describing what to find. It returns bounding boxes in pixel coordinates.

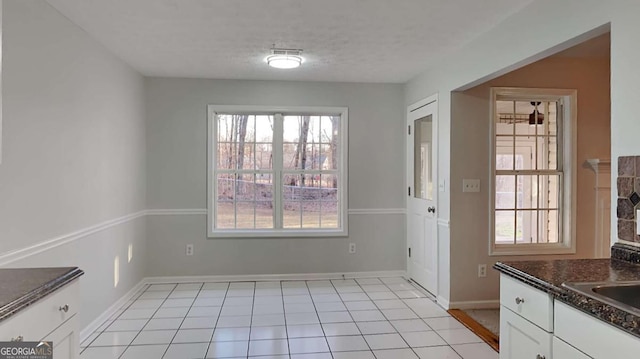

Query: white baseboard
[436,218,450,228]
[145,270,408,284]
[80,280,147,341]
[448,299,500,310]
[436,295,450,310]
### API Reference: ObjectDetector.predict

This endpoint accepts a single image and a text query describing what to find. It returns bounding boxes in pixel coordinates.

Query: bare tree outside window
[210,110,346,235]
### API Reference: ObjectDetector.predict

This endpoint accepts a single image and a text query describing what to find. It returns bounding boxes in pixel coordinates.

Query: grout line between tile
[307,280,335,359]
[118,283,177,359]
[203,282,230,359]
[162,282,204,358]
[80,277,492,359]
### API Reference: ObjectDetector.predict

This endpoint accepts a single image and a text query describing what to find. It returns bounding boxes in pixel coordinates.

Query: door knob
[427,207,436,213]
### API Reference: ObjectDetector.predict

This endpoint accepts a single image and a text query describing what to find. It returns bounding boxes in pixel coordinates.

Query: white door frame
[406,94,439,296]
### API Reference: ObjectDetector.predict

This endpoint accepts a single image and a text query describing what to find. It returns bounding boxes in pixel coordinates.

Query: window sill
[208,228,348,239]
[490,243,576,256]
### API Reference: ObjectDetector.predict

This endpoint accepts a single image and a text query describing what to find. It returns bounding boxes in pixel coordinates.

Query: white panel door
[406,97,437,295]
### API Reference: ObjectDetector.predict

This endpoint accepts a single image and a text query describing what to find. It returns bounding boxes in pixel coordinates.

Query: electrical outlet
[349,243,356,254]
[463,179,481,193]
[478,264,487,277]
[186,244,194,256]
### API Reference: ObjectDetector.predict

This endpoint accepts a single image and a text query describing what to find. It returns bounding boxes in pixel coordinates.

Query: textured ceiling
[45,0,534,83]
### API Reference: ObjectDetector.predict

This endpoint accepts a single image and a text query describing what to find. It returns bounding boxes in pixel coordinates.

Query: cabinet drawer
[500,274,553,331]
[0,280,79,342]
[553,337,592,359]
[555,300,640,359]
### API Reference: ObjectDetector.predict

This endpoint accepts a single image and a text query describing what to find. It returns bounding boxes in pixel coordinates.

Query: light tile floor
[80,277,497,359]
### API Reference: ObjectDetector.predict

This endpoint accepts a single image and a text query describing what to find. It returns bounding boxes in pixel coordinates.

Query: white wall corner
[80,280,147,341]
[436,295,450,310]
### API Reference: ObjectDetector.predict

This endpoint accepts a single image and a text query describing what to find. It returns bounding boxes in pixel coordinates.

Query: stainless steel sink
[562,281,640,315]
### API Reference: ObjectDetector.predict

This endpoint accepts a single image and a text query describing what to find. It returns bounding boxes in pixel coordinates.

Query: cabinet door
[500,306,552,359]
[553,337,591,359]
[44,316,79,359]
[555,301,640,359]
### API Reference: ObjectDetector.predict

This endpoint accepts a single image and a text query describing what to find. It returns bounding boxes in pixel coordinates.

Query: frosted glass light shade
[267,54,302,69]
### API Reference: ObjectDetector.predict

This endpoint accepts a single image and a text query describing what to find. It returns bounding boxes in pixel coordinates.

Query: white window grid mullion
[281,170,339,175]
[546,103,552,241]
[252,172,256,229]
[252,117,257,229]
[536,174,540,243]
[233,173,238,229]
[298,116,304,228]
[321,172,326,228]
[273,114,284,230]
[216,169,273,174]
[211,112,218,231]
[496,169,560,176]
[533,105,537,171]
[533,102,539,244]
[558,172,565,245]
[511,101,517,245]
[299,181,303,229]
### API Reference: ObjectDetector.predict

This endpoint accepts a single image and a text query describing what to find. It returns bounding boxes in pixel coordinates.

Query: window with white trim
[491,88,576,255]
[207,106,348,238]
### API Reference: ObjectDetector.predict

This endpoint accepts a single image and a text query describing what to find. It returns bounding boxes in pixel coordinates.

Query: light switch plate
[463,179,480,193]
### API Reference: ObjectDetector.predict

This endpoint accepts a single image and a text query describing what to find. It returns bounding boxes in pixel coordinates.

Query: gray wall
[0,0,147,330]
[145,78,406,276]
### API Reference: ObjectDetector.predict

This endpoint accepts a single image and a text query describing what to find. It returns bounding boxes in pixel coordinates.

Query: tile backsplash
[617,156,640,242]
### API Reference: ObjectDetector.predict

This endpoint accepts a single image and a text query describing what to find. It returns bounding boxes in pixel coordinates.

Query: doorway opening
[448,31,611,344]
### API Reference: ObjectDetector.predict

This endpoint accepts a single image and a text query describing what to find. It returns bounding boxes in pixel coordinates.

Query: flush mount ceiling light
[266,48,303,69]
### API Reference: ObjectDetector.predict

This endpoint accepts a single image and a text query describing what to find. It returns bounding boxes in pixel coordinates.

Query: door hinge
[408,187,411,196]
[408,247,412,258]
[408,125,411,135]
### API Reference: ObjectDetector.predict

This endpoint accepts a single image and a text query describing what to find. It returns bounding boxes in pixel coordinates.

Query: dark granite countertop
[0,267,84,323]
[494,251,640,338]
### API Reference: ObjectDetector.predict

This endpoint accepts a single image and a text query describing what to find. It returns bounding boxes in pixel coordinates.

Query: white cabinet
[500,306,552,359]
[46,316,79,359]
[0,280,80,359]
[500,273,640,359]
[552,337,591,359]
[555,301,640,359]
[500,274,553,359]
